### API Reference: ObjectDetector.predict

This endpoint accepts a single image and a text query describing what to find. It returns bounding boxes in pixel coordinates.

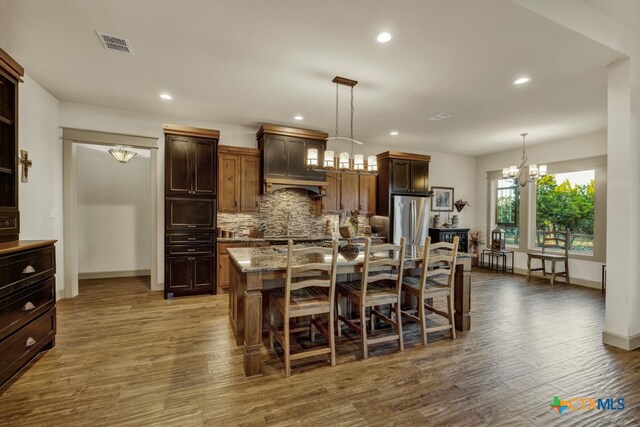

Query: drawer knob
[22,301,35,311]
[187,225,196,228]
[26,337,36,347]
[187,237,196,241]
[187,249,196,252]
[22,265,36,274]
[2,220,9,226]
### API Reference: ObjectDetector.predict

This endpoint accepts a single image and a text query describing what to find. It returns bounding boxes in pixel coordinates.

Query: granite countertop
[217,235,384,243]
[227,245,470,273]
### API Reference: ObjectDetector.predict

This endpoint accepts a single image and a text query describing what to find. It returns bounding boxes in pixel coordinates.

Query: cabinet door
[218,154,239,212]
[340,175,359,213]
[322,173,340,213]
[391,160,411,193]
[411,161,429,194]
[240,155,260,212]
[166,256,192,291]
[192,138,216,196]
[264,135,287,177]
[359,175,376,214]
[218,252,230,292]
[192,256,215,290]
[166,136,192,196]
[285,138,308,180]
[166,198,216,230]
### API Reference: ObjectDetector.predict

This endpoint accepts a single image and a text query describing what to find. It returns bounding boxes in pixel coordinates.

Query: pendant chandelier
[108,146,137,163]
[502,133,546,187]
[306,76,378,175]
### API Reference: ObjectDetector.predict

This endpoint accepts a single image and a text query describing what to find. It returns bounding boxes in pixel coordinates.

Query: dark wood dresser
[429,228,470,253]
[0,240,57,389]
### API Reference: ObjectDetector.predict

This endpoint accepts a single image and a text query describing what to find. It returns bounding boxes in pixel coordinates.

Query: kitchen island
[228,245,472,377]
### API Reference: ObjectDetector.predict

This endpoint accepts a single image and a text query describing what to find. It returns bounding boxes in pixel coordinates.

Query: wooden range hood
[257,124,328,196]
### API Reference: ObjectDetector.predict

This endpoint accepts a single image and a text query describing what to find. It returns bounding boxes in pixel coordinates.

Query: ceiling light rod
[502,133,546,187]
[305,76,378,176]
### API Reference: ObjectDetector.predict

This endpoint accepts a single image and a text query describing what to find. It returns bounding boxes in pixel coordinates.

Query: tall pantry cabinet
[163,124,218,298]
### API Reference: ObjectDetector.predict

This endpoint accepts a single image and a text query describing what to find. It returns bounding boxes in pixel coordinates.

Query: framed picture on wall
[431,186,454,212]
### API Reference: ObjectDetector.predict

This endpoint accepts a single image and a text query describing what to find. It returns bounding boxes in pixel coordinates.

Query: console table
[428,228,469,253]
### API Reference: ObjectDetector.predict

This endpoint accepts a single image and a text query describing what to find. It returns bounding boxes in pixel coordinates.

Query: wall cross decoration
[19,150,32,182]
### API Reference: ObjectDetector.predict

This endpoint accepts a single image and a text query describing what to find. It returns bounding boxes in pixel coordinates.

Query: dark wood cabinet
[359,174,377,215]
[165,135,216,197]
[0,48,23,243]
[429,228,469,253]
[377,151,431,217]
[218,146,260,213]
[257,124,328,193]
[163,125,218,298]
[0,241,57,390]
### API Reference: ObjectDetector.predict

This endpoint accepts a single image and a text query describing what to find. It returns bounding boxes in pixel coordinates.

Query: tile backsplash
[217,188,369,237]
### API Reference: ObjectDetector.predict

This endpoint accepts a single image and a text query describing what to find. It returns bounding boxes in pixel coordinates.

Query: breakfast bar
[228,245,472,377]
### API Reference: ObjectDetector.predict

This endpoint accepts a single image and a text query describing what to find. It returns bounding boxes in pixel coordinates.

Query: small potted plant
[468,227,485,266]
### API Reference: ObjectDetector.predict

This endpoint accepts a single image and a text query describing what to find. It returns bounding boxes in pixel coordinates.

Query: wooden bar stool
[268,239,339,376]
[336,237,406,359]
[401,236,459,346]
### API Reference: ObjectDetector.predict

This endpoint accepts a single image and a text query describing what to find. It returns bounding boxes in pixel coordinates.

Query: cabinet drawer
[167,245,214,256]
[0,308,55,386]
[0,211,19,233]
[0,277,54,339]
[0,246,55,295]
[166,234,215,245]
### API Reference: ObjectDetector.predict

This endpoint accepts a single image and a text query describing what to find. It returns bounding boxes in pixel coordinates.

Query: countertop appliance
[391,195,430,246]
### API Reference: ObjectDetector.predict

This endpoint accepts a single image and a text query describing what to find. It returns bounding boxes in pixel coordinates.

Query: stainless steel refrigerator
[391,195,430,246]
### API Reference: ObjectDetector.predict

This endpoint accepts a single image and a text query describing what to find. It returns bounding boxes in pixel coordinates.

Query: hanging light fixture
[306,76,378,175]
[108,146,137,163]
[502,133,546,187]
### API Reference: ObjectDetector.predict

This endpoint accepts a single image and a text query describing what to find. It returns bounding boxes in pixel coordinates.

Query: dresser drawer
[0,211,19,233]
[0,277,55,339]
[0,308,56,386]
[0,246,55,295]
[167,245,214,255]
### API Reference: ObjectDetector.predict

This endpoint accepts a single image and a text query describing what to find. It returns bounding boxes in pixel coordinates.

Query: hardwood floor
[1,272,638,426]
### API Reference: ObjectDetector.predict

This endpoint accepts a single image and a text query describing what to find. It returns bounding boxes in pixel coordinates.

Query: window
[495,179,520,246]
[535,170,595,254]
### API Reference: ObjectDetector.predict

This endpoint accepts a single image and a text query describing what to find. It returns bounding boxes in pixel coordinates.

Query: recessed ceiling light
[294,115,304,120]
[377,32,392,43]
[160,93,173,100]
[513,76,531,85]
[428,113,452,121]
[390,131,399,136]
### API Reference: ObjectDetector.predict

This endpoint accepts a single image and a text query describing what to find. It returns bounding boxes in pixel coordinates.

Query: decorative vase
[339,240,359,260]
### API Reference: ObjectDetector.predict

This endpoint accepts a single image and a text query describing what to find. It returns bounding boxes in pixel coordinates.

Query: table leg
[244,273,264,377]
[454,257,471,331]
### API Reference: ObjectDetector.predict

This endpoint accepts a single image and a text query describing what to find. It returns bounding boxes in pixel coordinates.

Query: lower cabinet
[217,241,269,294]
[0,241,57,390]
[165,254,215,297]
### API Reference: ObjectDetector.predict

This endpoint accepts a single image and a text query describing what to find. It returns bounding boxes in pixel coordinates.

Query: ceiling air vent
[96,31,134,55]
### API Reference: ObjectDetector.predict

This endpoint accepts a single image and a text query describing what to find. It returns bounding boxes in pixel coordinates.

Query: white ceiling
[0,0,627,156]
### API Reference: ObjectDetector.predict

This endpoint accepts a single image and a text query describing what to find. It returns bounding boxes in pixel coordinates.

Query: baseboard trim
[602,330,640,351]
[78,269,151,280]
[512,267,602,289]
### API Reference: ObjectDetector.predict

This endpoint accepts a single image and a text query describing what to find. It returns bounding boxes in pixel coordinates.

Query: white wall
[475,130,607,285]
[18,74,64,297]
[76,144,150,276]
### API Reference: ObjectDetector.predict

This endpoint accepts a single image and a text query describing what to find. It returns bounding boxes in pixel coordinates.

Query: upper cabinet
[376,151,431,215]
[0,48,24,242]
[218,146,261,213]
[165,126,217,198]
[321,174,376,215]
[257,124,327,191]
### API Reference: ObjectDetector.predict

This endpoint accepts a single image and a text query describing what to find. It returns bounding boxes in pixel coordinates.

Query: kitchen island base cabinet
[0,240,57,390]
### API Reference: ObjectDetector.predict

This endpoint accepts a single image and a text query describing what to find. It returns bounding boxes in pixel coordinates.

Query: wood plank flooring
[0,272,639,426]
